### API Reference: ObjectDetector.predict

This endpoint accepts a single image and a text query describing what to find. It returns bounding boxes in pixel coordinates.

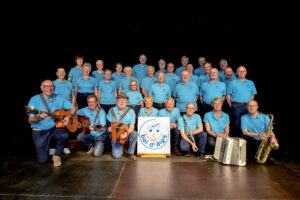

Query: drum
[111,122,128,144]
[213,137,247,166]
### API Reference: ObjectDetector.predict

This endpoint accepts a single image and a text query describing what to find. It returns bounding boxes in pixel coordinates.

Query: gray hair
[82,62,92,72]
[219,59,228,66]
[181,56,189,61]
[144,95,154,102]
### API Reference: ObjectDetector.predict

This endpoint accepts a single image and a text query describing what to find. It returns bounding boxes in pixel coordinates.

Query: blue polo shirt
[164,73,181,95]
[107,106,136,125]
[141,76,157,95]
[203,111,230,134]
[68,66,83,84]
[178,114,203,132]
[175,66,184,76]
[132,64,148,86]
[218,70,237,82]
[198,75,210,88]
[227,79,257,103]
[189,75,201,87]
[194,67,205,76]
[53,79,74,103]
[98,80,117,105]
[173,81,199,112]
[76,106,107,137]
[74,76,97,94]
[126,91,143,105]
[158,107,181,123]
[139,107,159,117]
[119,77,139,94]
[241,113,273,141]
[154,69,167,76]
[149,83,171,103]
[200,81,226,105]
[112,72,125,89]
[92,70,105,83]
[224,76,237,88]
[28,94,74,130]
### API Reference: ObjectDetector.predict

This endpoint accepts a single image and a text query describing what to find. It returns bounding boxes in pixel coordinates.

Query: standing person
[106,94,138,160]
[119,66,140,95]
[175,56,189,76]
[68,55,84,84]
[92,60,105,83]
[149,72,171,110]
[27,80,76,167]
[186,63,201,87]
[138,95,159,117]
[173,70,199,114]
[158,97,182,155]
[133,54,148,86]
[194,56,206,76]
[112,62,125,90]
[126,80,144,118]
[53,67,75,105]
[76,95,107,157]
[204,97,230,154]
[98,69,117,114]
[74,62,98,109]
[218,59,237,82]
[223,67,237,88]
[198,62,212,88]
[154,59,167,76]
[141,65,157,97]
[178,103,207,160]
[164,62,181,96]
[226,66,257,137]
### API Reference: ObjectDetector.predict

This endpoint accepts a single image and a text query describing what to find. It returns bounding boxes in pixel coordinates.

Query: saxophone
[255,113,279,164]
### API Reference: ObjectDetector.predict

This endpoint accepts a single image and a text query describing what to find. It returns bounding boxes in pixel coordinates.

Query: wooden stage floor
[1,151,300,199]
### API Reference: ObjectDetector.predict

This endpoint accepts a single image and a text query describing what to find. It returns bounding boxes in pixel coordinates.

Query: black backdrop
[5,2,298,159]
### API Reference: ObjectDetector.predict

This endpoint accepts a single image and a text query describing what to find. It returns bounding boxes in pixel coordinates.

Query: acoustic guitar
[25,106,77,132]
[77,116,106,133]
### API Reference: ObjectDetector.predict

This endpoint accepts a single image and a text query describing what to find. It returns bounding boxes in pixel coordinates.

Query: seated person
[76,95,107,157]
[126,80,144,118]
[138,95,159,117]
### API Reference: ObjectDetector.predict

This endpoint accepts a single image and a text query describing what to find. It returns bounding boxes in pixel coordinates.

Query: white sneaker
[49,148,56,155]
[63,148,71,154]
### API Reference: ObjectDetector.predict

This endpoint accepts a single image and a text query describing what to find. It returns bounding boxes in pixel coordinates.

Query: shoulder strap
[117,107,131,123]
[110,107,117,121]
[94,105,102,123]
[39,94,52,115]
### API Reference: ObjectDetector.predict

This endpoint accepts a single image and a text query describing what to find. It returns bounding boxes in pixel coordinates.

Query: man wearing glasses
[27,80,76,167]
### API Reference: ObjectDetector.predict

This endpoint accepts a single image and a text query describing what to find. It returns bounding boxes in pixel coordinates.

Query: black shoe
[182,152,190,157]
[267,156,276,164]
[199,154,207,161]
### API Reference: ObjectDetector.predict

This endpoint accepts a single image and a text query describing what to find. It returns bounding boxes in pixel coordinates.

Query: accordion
[213,137,247,166]
[111,122,128,144]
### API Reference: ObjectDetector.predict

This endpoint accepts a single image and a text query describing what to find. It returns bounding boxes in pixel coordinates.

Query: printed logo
[139,119,169,150]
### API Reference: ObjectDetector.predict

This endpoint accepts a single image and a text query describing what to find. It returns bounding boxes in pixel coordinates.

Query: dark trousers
[206,135,217,155]
[180,131,207,154]
[232,104,248,137]
[77,92,93,109]
[171,128,180,150]
[100,104,116,114]
[153,102,165,110]
[32,128,69,164]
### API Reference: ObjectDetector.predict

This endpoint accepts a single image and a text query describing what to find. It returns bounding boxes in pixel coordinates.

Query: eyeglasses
[43,85,54,88]
[186,107,195,110]
[130,84,137,86]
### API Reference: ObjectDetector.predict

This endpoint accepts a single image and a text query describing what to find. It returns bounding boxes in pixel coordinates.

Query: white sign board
[137,117,170,155]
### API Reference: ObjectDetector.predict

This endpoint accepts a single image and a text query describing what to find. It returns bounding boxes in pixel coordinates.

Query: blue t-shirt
[53,79,74,103]
[98,80,117,105]
[139,107,159,117]
[126,91,143,105]
[194,67,205,76]
[112,72,125,89]
[92,70,105,83]
[149,83,171,104]
[28,94,74,130]
[74,76,97,93]
[106,106,136,125]
[173,81,199,112]
[68,66,83,85]
[132,64,148,86]
[200,81,226,105]
[76,106,107,137]
[119,77,139,94]
[175,66,184,76]
[241,113,273,141]
[203,111,230,134]
[141,76,158,95]
[178,114,203,133]
[158,107,181,123]
[223,76,237,88]
[227,79,257,103]
[164,73,181,95]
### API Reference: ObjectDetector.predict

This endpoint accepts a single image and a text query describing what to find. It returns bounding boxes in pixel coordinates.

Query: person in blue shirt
[53,67,75,105]
[194,57,206,76]
[164,62,181,96]
[126,80,144,123]
[178,103,207,160]
[200,68,226,115]
[226,66,257,137]
[76,95,108,157]
[119,66,140,95]
[173,70,199,113]
[158,97,181,155]
[68,55,84,84]
[149,72,171,110]
[198,62,212,88]
[204,97,230,154]
[106,94,138,160]
[91,60,105,83]
[27,80,76,167]
[175,56,189,76]
[141,65,157,97]
[154,59,167,76]
[138,95,159,117]
[98,69,117,114]
[186,64,201,87]
[223,67,237,88]
[74,62,98,109]
[218,59,237,82]
[132,54,148,86]
[241,100,278,162]
[112,62,125,90]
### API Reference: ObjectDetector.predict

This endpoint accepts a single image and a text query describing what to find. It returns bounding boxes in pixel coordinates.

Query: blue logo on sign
[139,119,169,150]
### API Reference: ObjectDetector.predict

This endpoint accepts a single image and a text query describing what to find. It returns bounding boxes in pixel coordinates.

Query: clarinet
[182,115,196,144]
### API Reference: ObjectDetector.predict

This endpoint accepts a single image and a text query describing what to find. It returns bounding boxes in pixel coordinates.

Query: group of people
[27,54,278,167]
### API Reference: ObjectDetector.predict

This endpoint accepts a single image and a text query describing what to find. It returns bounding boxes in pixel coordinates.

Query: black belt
[232,102,247,106]
[153,102,165,108]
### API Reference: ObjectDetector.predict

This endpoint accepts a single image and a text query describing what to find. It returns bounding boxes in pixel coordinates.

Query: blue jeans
[32,127,69,164]
[76,133,108,157]
[206,136,217,154]
[180,131,207,154]
[171,128,180,150]
[232,104,248,136]
[111,130,138,159]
